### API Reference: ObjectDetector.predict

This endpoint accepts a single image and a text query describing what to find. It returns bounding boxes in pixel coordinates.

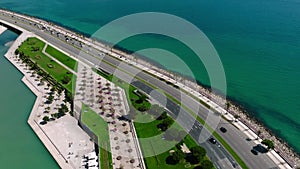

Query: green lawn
[18,37,74,92]
[81,104,113,169]
[45,45,77,71]
[134,113,162,138]
[134,114,202,169]
[143,149,188,169]
[81,104,109,143]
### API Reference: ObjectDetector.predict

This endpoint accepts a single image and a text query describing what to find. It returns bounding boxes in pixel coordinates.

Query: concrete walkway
[4,32,73,169]
[23,77,73,169]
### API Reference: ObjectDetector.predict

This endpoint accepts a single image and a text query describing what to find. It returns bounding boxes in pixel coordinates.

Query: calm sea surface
[0,30,59,168]
[0,0,299,161]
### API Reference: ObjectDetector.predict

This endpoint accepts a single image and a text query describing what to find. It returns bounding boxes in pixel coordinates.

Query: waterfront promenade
[4,31,73,169]
[0,9,298,168]
[4,31,95,169]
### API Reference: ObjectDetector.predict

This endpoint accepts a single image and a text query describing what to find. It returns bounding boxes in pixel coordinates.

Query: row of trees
[41,103,69,125]
[15,49,66,92]
[15,48,74,115]
[126,95,214,169]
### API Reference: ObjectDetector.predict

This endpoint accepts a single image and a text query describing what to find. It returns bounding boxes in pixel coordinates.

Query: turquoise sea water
[0,0,299,155]
[0,30,59,168]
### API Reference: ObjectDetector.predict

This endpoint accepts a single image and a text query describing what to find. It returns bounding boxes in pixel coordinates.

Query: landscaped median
[81,104,113,169]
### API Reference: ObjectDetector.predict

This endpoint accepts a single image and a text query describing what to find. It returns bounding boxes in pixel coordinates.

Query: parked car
[251,149,258,155]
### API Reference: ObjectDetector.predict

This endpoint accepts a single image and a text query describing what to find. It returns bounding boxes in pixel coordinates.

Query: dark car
[209,138,217,144]
[220,127,227,133]
[251,149,258,155]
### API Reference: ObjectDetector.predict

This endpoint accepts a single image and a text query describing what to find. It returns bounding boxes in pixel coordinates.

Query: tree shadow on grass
[185,155,199,165]
[165,156,178,165]
[193,166,202,169]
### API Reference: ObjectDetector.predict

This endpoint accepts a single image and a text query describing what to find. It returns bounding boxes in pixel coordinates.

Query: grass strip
[45,45,77,71]
[81,104,113,169]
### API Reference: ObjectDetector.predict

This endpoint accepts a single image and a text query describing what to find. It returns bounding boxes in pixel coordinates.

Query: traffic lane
[217,121,278,169]
[131,80,238,166]
[43,30,276,169]
[201,142,235,169]
[0,15,82,57]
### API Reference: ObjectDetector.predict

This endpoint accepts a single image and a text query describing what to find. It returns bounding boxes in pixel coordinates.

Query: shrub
[43,116,50,122]
[62,75,71,84]
[262,139,274,150]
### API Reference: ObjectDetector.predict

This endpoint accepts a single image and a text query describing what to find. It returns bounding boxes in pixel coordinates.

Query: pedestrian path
[42,44,77,75]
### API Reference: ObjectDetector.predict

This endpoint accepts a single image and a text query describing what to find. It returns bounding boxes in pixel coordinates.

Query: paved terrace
[74,62,145,169]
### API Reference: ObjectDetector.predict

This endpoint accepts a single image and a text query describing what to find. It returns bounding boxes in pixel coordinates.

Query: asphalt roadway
[0,12,279,169]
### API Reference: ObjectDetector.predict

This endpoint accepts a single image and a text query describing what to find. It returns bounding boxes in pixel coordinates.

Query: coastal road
[0,12,279,169]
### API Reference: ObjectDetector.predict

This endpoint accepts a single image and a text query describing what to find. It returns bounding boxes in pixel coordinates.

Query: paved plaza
[75,63,145,169]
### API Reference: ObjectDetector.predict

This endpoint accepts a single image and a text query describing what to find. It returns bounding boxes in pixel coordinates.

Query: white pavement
[0,25,7,35]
